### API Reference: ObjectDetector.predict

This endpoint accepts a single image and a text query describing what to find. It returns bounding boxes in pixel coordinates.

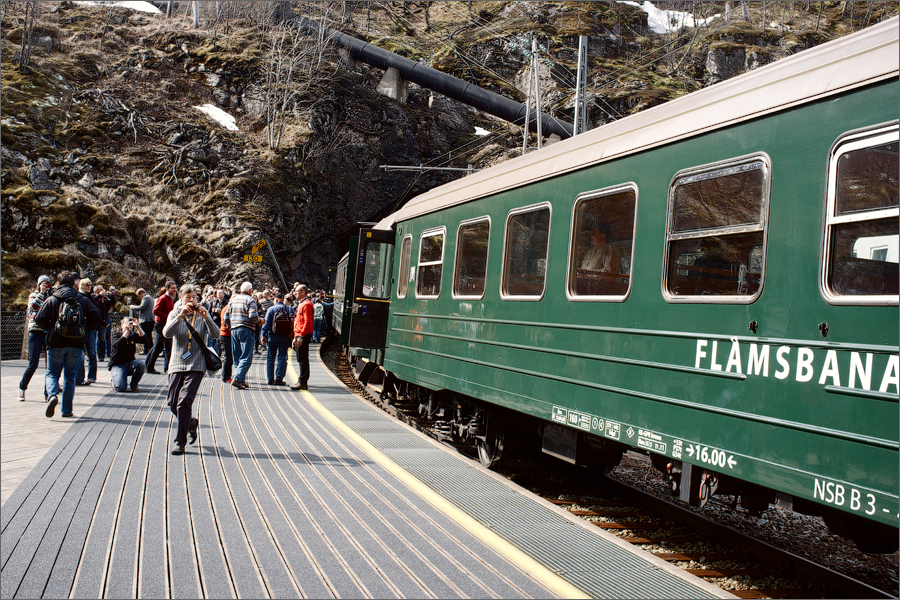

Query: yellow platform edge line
[287,364,588,599]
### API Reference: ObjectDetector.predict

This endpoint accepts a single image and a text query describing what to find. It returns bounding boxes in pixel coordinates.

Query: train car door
[348,228,394,353]
[335,236,358,346]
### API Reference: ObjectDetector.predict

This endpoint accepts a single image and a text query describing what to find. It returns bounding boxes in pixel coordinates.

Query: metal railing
[1,312,27,360]
[1,312,139,360]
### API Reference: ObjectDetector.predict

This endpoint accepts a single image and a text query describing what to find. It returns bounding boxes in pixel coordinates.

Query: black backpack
[56,297,86,339]
[272,307,293,336]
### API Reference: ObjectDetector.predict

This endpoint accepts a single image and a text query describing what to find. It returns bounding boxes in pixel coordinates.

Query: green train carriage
[335,18,899,552]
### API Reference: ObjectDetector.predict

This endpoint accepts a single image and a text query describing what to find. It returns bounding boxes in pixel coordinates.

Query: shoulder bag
[183,318,223,372]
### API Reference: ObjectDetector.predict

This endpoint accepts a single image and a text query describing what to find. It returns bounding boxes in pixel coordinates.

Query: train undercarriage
[347,353,898,554]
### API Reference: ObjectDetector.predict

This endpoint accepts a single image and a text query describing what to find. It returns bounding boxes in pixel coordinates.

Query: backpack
[272,307,293,336]
[55,297,86,339]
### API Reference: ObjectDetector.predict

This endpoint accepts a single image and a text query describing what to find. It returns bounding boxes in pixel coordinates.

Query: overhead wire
[587,1,780,93]
[437,1,781,122]
[437,2,625,118]
[374,1,574,141]
[361,2,518,169]
[356,0,785,180]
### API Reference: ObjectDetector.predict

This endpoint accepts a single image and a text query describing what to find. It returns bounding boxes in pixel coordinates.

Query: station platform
[1,344,730,599]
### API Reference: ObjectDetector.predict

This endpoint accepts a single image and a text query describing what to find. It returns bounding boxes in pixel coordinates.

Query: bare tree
[16,1,38,72]
[260,3,342,150]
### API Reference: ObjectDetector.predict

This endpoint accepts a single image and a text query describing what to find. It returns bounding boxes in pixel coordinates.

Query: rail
[0,312,135,361]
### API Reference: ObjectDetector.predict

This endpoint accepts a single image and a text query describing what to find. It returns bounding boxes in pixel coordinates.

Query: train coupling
[663,460,718,508]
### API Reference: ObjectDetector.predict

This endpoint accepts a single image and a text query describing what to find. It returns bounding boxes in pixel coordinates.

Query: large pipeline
[290,15,574,140]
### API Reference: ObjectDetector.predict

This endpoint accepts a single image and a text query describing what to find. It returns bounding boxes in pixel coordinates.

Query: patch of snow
[194,104,239,131]
[474,127,491,136]
[75,1,162,14]
[619,1,720,34]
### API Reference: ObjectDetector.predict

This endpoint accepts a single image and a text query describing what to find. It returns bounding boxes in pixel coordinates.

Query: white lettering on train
[814,478,878,515]
[748,344,769,377]
[694,340,899,394]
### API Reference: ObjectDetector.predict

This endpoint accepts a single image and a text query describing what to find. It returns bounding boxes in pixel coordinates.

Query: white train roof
[377,16,898,230]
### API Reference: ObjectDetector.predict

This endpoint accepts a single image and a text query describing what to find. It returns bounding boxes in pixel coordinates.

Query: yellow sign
[251,239,267,254]
[243,254,263,262]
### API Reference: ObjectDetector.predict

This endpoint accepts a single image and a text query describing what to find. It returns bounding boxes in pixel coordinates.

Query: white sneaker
[17,389,25,401]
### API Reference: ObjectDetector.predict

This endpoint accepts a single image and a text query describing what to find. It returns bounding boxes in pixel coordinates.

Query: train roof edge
[375,16,899,231]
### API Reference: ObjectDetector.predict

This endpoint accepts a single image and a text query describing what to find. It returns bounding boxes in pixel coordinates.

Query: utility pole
[573,35,588,136]
[522,37,543,155]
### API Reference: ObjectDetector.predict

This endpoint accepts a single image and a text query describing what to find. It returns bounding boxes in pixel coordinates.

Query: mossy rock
[5,248,83,272]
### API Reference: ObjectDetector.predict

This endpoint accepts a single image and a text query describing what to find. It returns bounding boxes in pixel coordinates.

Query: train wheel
[476,424,505,469]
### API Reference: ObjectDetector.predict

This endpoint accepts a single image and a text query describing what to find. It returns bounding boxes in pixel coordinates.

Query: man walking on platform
[146,281,176,374]
[261,290,292,385]
[34,271,101,418]
[225,281,259,389]
[290,285,314,391]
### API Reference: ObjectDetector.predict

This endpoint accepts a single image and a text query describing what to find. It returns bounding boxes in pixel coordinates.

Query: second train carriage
[334,18,899,551]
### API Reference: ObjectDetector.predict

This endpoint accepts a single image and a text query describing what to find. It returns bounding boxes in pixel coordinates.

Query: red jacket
[153,293,175,323]
[219,305,231,337]
[293,297,314,337]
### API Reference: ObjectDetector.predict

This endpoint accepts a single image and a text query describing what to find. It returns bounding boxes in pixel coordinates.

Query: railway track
[323,340,896,599]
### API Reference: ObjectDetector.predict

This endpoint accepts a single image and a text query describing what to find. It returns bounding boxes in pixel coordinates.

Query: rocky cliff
[2,1,896,309]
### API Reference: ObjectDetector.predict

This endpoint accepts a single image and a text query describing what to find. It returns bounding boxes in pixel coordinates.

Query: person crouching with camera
[109,317,149,392]
[163,283,219,456]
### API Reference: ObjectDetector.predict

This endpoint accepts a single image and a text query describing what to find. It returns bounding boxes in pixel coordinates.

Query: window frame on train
[662,153,772,304]
[335,260,346,298]
[416,227,446,299]
[500,202,552,301]
[566,183,639,302]
[452,216,491,301]
[397,234,413,299]
[820,122,899,306]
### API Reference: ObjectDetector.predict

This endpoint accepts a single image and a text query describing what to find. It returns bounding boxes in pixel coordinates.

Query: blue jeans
[146,322,171,372]
[313,318,325,342]
[111,360,145,391]
[97,323,111,360]
[266,335,290,383]
[231,327,255,383]
[20,331,47,392]
[46,346,84,416]
[77,329,98,383]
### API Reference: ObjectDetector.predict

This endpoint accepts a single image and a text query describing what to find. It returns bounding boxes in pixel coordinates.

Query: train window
[397,234,412,299]
[823,124,899,304]
[567,184,637,300]
[664,154,770,302]
[335,261,346,298]
[453,217,490,299]
[502,204,551,300]
[416,228,445,298]
[361,242,393,300]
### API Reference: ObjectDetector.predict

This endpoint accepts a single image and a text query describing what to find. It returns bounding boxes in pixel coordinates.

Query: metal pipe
[290,15,574,140]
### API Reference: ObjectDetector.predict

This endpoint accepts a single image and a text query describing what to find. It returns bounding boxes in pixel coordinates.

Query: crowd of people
[18,271,335,456]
